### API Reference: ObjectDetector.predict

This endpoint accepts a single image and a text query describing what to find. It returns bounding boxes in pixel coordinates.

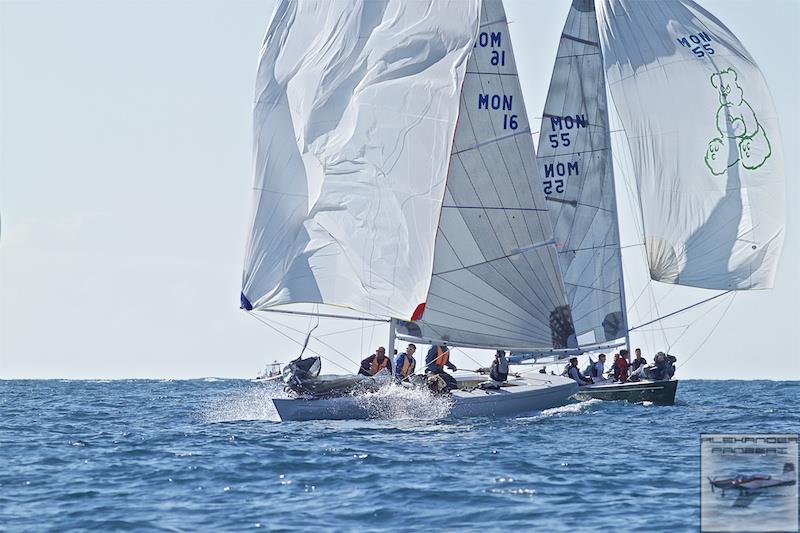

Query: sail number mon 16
[477,93,517,131]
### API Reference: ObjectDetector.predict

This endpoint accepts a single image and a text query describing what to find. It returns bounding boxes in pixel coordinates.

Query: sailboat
[239,0,586,421]
[517,0,785,404]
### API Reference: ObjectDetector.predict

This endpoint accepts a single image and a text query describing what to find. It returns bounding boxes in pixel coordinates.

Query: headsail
[596,0,785,290]
[536,0,626,345]
[398,0,576,350]
[241,0,480,318]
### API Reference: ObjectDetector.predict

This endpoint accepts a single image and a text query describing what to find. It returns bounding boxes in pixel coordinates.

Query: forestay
[241,0,480,318]
[537,0,626,345]
[596,0,785,290]
[398,0,576,351]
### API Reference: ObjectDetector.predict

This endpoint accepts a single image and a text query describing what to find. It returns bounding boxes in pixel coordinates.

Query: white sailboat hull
[271,374,578,422]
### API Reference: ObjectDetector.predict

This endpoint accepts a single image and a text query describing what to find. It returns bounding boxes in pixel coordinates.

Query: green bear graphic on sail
[704,68,771,175]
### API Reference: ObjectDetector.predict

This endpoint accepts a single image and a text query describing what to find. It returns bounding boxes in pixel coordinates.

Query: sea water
[1,379,797,531]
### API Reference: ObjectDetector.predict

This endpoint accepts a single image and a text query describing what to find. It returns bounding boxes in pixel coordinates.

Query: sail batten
[398,0,576,351]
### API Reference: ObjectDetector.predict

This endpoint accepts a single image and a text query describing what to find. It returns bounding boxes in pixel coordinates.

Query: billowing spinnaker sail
[596,0,785,290]
[537,0,626,344]
[241,0,480,317]
[398,0,576,350]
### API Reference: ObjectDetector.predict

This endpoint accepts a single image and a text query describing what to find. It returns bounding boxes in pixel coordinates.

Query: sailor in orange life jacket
[394,344,417,380]
[358,346,393,377]
[425,344,458,391]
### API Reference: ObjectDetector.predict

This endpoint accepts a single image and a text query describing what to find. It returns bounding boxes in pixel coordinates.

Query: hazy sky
[1,0,798,379]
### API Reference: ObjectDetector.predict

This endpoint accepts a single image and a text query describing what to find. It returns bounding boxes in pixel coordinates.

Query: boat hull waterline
[271,375,579,421]
[573,379,678,405]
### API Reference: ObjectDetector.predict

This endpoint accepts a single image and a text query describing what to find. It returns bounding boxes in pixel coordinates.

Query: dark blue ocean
[2,379,798,532]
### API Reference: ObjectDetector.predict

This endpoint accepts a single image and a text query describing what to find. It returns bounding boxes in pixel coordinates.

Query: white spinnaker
[398,0,576,350]
[537,0,626,345]
[241,0,480,317]
[596,0,785,290]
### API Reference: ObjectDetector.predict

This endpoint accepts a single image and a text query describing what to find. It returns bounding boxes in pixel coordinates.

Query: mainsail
[596,0,785,290]
[241,0,481,318]
[536,0,626,345]
[398,0,576,350]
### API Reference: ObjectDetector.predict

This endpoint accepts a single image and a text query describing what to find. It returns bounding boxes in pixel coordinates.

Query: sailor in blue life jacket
[566,357,592,386]
[425,344,458,391]
[394,344,417,380]
[358,346,393,377]
[590,353,607,380]
[479,350,510,389]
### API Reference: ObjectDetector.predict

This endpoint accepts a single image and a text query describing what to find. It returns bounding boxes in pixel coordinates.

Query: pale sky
[1,0,798,380]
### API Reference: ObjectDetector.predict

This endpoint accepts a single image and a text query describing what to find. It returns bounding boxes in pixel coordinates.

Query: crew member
[425,344,458,391]
[358,346,392,377]
[631,348,647,372]
[566,357,592,386]
[610,352,629,382]
[591,353,607,380]
[480,350,510,389]
[394,344,417,380]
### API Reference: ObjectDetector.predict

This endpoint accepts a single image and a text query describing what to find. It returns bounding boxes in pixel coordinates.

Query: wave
[350,382,453,420]
[201,382,288,422]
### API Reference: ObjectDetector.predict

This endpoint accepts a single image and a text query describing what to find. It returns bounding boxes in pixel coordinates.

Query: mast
[387,318,397,371]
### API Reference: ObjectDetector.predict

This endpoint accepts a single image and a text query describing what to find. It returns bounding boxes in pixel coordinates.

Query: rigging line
[676,293,737,370]
[560,243,625,254]
[263,313,364,367]
[316,321,382,339]
[453,346,490,372]
[632,325,691,333]
[628,290,735,333]
[627,278,652,317]
[422,320,490,370]
[666,295,729,352]
[246,312,352,374]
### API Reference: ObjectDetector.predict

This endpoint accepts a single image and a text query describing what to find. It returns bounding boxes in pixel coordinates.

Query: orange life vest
[400,354,414,376]
[435,346,450,367]
[370,355,389,375]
